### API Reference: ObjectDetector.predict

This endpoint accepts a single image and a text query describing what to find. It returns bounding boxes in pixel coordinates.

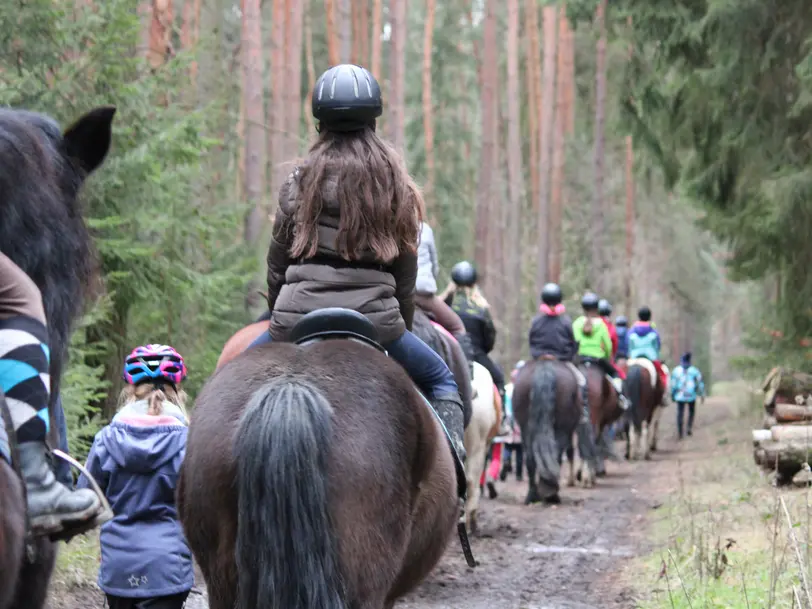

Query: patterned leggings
[0,252,51,445]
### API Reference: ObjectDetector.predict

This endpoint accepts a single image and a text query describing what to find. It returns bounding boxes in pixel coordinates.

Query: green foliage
[1,0,254,456]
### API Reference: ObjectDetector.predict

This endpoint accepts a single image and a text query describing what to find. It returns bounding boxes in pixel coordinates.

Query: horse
[411,309,500,535]
[178,308,460,609]
[623,358,667,460]
[512,358,598,504]
[578,358,625,476]
[0,106,115,609]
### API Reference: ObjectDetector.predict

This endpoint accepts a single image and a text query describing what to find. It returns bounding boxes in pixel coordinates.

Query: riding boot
[18,440,104,537]
[430,392,468,499]
[610,377,631,410]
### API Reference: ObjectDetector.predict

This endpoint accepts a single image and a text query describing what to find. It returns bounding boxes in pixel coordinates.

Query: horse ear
[62,106,116,176]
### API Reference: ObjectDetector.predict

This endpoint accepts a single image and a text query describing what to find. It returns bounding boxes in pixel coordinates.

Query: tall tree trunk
[338,0,352,62]
[524,0,541,219]
[563,17,575,135]
[387,0,407,151]
[422,0,436,216]
[138,1,152,62]
[285,0,305,159]
[548,6,568,284]
[191,0,201,85]
[148,0,173,70]
[506,0,524,361]
[370,0,382,77]
[475,0,498,279]
[304,5,317,134]
[241,0,266,246]
[591,0,608,291]
[535,5,558,290]
[325,0,340,65]
[269,0,287,205]
[358,0,369,69]
[624,15,635,315]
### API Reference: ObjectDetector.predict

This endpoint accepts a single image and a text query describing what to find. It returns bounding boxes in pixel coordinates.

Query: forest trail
[47,397,735,609]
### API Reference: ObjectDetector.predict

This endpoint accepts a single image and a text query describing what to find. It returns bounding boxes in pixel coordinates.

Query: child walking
[78,344,193,609]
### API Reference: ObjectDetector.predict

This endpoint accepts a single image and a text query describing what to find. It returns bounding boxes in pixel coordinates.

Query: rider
[627,305,669,391]
[414,220,476,370]
[572,292,630,409]
[78,345,193,609]
[614,315,629,362]
[254,64,466,464]
[0,251,107,538]
[598,298,620,363]
[527,283,590,413]
[445,261,506,404]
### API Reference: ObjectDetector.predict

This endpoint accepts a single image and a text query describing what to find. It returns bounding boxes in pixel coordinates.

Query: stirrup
[45,450,114,543]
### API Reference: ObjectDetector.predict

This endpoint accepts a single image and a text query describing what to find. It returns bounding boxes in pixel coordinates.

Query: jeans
[106,592,189,609]
[248,329,459,399]
[676,400,696,437]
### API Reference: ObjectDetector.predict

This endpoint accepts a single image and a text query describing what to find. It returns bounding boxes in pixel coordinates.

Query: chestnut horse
[578,359,625,477]
[512,358,598,504]
[0,106,115,609]
[179,308,460,609]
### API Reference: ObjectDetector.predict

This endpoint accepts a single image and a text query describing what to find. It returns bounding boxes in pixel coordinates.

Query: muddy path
[48,400,722,609]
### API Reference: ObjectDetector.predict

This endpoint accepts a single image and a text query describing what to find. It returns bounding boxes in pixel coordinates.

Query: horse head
[0,106,115,403]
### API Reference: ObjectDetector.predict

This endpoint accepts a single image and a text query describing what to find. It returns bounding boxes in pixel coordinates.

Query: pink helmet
[122,344,187,386]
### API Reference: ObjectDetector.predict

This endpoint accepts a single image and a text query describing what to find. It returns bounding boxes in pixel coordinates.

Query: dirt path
[48,398,732,609]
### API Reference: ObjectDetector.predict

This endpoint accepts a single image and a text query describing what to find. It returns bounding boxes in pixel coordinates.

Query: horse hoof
[525,489,542,504]
[487,481,498,500]
[544,494,561,505]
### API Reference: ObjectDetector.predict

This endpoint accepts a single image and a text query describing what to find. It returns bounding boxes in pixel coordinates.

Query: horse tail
[528,362,560,495]
[625,365,643,431]
[234,378,345,609]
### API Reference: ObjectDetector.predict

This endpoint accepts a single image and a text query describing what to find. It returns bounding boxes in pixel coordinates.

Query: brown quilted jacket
[265,169,417,344]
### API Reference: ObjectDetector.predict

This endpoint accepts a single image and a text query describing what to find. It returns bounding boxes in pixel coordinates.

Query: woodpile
[753,367,812,485]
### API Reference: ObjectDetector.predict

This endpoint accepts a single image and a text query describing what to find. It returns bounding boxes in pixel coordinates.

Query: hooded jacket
[628,321,661,361]
[78,399,193,598]
[415,222,438,295]
[528,304,577,361]
[265,169,417,345]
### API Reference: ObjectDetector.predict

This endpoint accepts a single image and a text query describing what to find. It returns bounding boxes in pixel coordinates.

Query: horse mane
[0,110,97,404]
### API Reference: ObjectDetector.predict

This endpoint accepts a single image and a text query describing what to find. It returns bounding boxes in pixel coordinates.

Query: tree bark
[370,0,382,78]
[506,0,524,360]
[624,15,635,315]
[536,5,558,290]
[548,6,568,284]
[269,0,287,205]
[475,0,498,278]
[241,0,267,245]
[148,0,174,70]
[285,0,305,159]
[524,0,541,218]
[591,0,608,291]
[303,5,317,134]
[358,0,369,68]
[422,0,436,215]
[325,0,340,66]
[387,0,407,151]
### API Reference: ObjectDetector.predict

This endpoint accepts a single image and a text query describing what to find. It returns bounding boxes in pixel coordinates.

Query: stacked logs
[753,368,812,485]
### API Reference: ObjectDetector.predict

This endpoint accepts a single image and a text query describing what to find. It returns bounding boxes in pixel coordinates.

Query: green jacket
[572,315,612,359]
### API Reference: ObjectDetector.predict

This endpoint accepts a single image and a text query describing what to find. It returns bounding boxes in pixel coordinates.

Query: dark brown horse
[578,360,625,477]
[512,358,598,504]
[0,106,115,609]
[178,308,459,609]
[623,359,666,460]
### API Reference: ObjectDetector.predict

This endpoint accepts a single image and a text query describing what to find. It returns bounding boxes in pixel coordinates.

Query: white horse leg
[641,421,650,460]
[567,450,576,487]
[463,431,486,535]
[629,425,639,460]
[649,406,662,452]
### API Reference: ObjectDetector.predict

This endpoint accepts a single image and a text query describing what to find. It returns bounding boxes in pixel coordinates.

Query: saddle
[290,308,476,567]
[626,358,658,389]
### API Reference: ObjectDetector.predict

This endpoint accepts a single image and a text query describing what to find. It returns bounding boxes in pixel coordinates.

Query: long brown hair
[289,127,424,264]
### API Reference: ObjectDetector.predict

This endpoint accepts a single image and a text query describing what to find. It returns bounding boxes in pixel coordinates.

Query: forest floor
[48,382,802,609]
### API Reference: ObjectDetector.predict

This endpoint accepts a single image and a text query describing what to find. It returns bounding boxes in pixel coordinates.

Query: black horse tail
[625,365,643,432]
[528,362,560,497]
[234,378,345,609]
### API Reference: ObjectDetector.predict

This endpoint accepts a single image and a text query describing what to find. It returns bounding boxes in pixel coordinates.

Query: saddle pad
[430,320,456,343]
[627,358,657,388]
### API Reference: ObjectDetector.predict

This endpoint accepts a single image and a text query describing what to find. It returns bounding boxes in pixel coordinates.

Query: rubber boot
[19,440,103,537]
[430,393,467,498]
[610,377,631,410]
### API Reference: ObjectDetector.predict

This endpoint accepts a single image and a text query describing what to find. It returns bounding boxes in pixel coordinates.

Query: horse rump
[234,378,345,609]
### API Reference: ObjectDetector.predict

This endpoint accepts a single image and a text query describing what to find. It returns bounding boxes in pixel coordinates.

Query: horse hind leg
[641,421,651,460]
[9,538,56,609]
[628,425,639,460]
[566,443,576,487]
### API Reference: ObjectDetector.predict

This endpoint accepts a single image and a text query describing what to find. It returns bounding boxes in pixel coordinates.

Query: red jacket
[602,316,618,358]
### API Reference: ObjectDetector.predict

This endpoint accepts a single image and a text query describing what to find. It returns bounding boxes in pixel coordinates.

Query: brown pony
[623,359,666,460]
[0,106,115,609]
[512,358,598,504]
[578,360,625,477]
[178,309,460,609]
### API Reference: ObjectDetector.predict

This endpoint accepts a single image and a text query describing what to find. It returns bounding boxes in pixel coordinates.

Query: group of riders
[1,63,695,607]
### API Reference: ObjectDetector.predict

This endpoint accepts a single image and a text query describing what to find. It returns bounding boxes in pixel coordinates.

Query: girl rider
[444,261,506,404]
[250,64,465,463]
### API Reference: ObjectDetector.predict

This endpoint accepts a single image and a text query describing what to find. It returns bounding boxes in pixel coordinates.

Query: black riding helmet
[638,306,652,322]
[581,292,599,310]
[451,261,477,287]
[598,298,612,316]
[615,315,628,327]
[312,64,383,132]
[541,283,562,306]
